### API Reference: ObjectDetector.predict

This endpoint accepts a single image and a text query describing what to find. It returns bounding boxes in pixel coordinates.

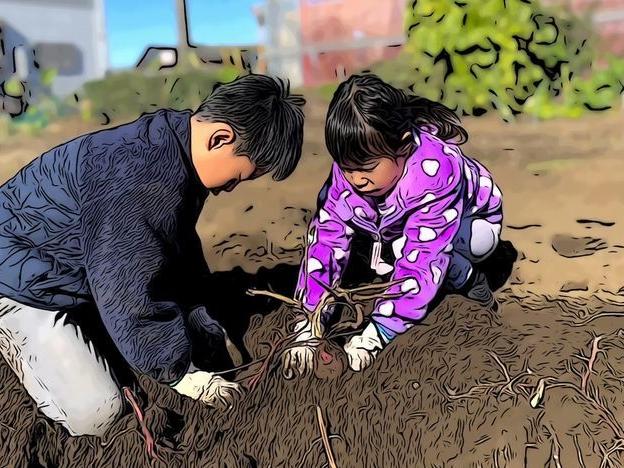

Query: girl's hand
[282,319,320,379]
[344,323,384,372]
[173,371,242,411]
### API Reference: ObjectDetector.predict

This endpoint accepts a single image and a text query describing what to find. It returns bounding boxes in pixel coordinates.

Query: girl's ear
[208,126,235,151]
[397,130,416,156]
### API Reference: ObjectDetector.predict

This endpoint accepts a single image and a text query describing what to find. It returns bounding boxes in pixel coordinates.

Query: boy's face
[190,118,261,195]
[342,156,407,197]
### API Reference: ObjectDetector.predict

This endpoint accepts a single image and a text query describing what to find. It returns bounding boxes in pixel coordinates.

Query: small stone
[560,280,589,293]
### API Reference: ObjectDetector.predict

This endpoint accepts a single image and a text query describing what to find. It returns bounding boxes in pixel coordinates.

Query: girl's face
[342,156,407,197]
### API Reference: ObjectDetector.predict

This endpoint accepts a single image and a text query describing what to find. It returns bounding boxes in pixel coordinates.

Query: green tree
[403,0,597,119]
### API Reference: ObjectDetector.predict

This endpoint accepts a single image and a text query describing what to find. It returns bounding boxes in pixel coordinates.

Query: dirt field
[1,102,624,467]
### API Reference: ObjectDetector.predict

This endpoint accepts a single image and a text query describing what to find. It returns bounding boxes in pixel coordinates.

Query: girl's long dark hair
[325,74,468,169]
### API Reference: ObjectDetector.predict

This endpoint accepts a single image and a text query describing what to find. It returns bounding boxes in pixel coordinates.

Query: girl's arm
[372,192,464,342]
[295,174,353,314]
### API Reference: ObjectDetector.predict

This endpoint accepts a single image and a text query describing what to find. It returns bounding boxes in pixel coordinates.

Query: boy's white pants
[0,297,124,436]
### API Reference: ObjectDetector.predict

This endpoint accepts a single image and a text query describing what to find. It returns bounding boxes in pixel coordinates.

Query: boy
[0,74,305,436]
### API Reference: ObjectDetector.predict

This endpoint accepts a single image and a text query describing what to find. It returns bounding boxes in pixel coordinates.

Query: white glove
[173,371,242,411]
[281,319,322,379]
[344,323,384,372]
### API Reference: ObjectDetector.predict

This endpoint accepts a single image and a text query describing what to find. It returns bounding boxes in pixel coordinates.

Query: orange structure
[298,0,405,86]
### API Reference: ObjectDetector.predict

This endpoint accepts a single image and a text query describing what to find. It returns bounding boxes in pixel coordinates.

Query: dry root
[444,352,532,402]
[316,405,339,468]
[445,333,624,467]
[240,278,403,389]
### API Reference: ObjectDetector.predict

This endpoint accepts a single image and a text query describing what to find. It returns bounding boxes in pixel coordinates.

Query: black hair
[194,74,306,181]
[325,74,467,169]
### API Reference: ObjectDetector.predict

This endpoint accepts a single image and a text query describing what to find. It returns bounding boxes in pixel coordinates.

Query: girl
[283,74,503,377]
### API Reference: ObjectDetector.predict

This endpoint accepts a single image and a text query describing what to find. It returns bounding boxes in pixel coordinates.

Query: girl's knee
[469,219,501,259]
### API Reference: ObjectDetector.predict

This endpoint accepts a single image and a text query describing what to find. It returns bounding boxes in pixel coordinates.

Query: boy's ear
[208,125,235,151]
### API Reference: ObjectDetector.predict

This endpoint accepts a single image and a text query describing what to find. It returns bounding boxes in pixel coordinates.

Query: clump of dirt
[3,292,624,467]
[560,280,589,292]
[551,234,608,258]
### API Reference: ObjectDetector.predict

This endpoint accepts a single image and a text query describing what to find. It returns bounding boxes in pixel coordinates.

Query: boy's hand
[173,371,242,410]
[344,323,384,372]
[282,319,321,379]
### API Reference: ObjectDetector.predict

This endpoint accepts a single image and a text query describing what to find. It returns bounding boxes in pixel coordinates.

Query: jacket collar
[164,109,208,199]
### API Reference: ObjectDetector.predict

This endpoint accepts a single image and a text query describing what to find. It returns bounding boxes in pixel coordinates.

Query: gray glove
[173,371,242,411]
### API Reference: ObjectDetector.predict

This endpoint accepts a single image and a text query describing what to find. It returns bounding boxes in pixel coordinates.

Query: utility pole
[175,0,191,62]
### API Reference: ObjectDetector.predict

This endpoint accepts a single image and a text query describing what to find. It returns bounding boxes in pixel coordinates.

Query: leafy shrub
[373,0,622,120]
[80,66,240,122]
[6,95,74,136]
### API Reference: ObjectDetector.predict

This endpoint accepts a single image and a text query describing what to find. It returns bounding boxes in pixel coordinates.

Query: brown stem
[122,387,166,464]
[487,351,511,383]
[316,405,338,468]
[568,312,624,327]
[581,335,604,394]
[573,434,587,468]
[246,289,300,308]
[100,427,134,448]
[547,381,624,438]
[0,421,15,432]
[546,424,563,468]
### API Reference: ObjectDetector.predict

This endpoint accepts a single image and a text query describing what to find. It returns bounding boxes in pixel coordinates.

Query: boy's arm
[294,176,353,314]
[371,192,464,343]
[82,199,192,385]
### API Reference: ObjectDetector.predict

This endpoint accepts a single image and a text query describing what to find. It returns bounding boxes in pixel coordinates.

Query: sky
[105,0,260,69]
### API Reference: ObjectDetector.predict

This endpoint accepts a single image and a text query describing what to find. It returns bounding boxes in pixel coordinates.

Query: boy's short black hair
[194,74,306,181]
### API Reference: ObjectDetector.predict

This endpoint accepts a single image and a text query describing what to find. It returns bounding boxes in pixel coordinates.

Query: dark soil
[3,291,624,467]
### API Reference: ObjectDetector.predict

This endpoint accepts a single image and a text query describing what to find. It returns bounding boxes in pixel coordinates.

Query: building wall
[263,0,304,87]
[299,0,405,86]
[543,0,624,55]
[0,0,107,96]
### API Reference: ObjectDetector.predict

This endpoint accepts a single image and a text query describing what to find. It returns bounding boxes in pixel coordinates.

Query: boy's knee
[62,389,124,436]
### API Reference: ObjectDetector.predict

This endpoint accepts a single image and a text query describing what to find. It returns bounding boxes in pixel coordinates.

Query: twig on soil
[123,387,166,465]
[0,421,14,432]
[524,442,538,468]
[546,381,624,438]
[581,335,605,393]
[573,434,587,468]
[100,426,134,447]
[545,424,563,468]
[535,334,624,464]
[239,278,406,388]
[249,277,404,336]
[445,352,530,403]
[316,405,338,468]
[599,439,624,468]
[488,351,511,383]
[246,289,300,308]
[493,449,501,468]
[211,360,259,377]
[566,312,624,327]
[245,334,293,390]
[298,435,343,468]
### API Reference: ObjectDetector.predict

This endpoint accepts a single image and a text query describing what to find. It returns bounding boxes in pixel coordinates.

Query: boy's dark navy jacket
[0,109,230,383]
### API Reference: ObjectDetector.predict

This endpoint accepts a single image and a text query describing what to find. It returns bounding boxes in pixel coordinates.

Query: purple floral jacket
[295,129,503,343]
